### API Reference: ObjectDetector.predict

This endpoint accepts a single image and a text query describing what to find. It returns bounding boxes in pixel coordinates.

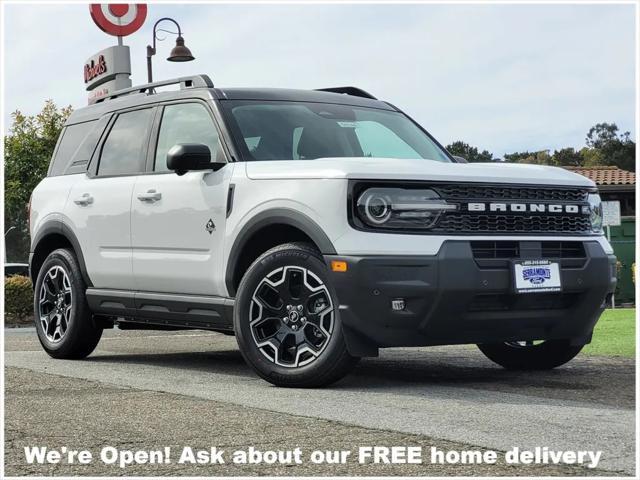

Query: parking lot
[4,327,635,476]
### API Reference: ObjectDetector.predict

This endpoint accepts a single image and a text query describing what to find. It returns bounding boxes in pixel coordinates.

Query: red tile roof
[564,166,635,186]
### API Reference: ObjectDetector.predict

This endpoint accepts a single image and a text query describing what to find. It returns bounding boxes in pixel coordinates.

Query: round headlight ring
[364,193,392,225]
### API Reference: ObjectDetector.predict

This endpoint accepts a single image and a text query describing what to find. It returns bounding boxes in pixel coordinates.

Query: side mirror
[452,155,468,164]
[166,143,225,176]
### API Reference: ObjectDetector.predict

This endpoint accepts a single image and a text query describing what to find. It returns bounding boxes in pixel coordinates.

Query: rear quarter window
[49,118,107,176]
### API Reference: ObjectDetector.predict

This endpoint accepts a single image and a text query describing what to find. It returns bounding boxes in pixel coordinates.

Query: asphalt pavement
[4,327,636,476]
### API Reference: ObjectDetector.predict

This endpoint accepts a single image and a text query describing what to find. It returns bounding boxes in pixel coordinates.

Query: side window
[292,127,303,159]
[98,109,153,176]
[50,121,97,176]
[154,103,221,172]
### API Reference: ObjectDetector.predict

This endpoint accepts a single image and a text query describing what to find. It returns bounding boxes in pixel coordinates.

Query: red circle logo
[89,4,147,37]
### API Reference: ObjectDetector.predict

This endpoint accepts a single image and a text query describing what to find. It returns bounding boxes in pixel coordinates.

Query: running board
[86,289,234,331]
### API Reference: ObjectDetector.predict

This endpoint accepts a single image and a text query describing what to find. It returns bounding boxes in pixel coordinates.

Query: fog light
[391,299,405,311]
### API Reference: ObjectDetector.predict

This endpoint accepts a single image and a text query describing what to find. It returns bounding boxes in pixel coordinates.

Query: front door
[131,101,232,296]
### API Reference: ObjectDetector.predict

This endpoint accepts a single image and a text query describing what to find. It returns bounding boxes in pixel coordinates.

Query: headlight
[356,187,456,230]
[587,193,603,233]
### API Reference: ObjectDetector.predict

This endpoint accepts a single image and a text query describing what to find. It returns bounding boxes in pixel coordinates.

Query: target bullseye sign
[90,4,147,37]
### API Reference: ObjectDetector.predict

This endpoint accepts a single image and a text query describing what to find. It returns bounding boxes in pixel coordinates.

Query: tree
[4,100,72,262]
[585,122,635,171]
[552,147,583,167]
[504,151,533,163]
[586,123,620,149]
[579,147,604,167]
[446,141,494,163]
[504,150,555,166]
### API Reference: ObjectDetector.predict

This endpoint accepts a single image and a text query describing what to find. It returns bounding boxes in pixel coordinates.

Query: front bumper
[325,240,616,354]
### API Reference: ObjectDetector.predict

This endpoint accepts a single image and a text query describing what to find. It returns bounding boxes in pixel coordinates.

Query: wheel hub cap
[250,266,334,368]
[38,265,73,343]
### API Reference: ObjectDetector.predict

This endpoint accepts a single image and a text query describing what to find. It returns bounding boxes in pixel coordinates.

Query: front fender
[224,207,337,296]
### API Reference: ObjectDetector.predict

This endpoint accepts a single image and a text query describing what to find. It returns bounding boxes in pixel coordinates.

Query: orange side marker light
[331,260,348,272]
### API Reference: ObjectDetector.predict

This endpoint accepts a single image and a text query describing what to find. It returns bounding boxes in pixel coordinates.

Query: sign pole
[602,201,621,310]
[606,225,615,309]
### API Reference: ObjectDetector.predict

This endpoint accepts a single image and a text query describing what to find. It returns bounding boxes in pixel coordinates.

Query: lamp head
[168,36,194,62]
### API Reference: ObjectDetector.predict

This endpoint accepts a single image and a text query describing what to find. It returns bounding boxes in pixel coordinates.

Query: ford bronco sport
[29,75,617,387]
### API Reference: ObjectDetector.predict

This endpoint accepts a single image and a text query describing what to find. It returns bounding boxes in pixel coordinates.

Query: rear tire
[234,243,358,387]
[477,340,583,370]
[33,248,102,359]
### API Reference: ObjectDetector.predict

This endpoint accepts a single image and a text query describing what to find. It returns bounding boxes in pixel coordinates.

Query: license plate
[513,260,561,294]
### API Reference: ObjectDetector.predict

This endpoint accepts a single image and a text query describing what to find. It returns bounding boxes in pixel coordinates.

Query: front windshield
[222,100,451,162]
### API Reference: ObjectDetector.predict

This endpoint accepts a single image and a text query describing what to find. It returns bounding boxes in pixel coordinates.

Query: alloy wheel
[38,265,73,343]
[249,266,334,368]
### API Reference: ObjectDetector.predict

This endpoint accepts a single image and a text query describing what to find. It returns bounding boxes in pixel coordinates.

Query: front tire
[33,248,102,359]
[477,340,584,370]
[234,243,358,387]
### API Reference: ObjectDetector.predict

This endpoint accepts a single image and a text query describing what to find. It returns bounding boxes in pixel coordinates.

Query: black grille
[470,241,588,269]
[471,241,586,260]
[467,293,581,312]
[471,241,519,259]
[430,184,592,235]
[434,185,589,202]
[433,214,592,234]
[541,241,586,258]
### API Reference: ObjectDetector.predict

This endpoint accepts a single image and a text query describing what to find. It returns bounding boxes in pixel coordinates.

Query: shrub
[4,275,33,321]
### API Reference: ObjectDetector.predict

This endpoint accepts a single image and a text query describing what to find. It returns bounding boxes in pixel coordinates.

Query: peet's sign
[84,55,107,84]
[84,45,131,93]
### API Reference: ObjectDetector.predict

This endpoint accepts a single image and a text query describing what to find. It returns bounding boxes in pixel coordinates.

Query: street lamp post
[4,226,17,263]
[146,17,195,83]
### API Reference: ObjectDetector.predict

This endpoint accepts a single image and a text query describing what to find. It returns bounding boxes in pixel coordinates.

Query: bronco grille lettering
[467,203,581,213]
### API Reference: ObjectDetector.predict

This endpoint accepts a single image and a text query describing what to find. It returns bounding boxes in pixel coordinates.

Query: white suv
[29,75,616,387]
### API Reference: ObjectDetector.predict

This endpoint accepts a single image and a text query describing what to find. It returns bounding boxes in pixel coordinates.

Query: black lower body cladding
[325,241,616,352]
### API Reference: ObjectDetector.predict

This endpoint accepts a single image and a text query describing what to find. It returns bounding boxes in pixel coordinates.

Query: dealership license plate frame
[512,260,562,294]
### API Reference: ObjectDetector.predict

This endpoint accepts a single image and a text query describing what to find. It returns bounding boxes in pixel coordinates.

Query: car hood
[245,158,595,187]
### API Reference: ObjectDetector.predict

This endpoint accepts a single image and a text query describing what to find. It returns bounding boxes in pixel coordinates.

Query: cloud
[3,3,636,156]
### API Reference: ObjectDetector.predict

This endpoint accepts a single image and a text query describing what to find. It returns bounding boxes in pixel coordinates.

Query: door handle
[137,189,162,202]
[73,193,94,206]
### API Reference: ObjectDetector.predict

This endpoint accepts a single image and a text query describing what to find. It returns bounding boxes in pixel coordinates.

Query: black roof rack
[315,86,377,100]
[92,74,214,104]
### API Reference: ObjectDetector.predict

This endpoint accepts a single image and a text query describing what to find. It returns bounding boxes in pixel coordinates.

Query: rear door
[131,101,233,295]
[66,107,155,290]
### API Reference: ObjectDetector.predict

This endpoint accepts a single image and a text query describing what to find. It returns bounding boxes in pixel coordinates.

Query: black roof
[213,87,393,110]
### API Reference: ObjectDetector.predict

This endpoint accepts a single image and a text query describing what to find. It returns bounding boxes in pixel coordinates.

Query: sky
[2,2,637,157]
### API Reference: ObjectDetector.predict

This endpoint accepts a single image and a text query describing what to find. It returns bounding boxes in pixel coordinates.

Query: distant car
[5,263,29,277]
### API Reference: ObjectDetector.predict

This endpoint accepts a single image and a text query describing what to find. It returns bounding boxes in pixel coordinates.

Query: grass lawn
[582,308,636,357]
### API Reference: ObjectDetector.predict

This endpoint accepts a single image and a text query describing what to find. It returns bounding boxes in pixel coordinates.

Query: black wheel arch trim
[225,208,337,297]
[30,220,93,287]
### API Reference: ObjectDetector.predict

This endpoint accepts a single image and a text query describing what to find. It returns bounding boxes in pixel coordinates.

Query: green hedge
[5,275,33,321]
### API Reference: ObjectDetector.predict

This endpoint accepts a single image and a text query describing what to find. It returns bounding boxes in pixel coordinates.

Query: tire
[477,340,584,370]
[33,248,102,359]
[234,242,358,387]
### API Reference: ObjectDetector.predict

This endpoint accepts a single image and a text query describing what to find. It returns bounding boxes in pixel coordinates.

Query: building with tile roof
[565,166,635,215]
[565,165,636,305]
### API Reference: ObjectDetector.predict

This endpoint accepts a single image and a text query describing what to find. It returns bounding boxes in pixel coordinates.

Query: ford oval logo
[522,267,552,285]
